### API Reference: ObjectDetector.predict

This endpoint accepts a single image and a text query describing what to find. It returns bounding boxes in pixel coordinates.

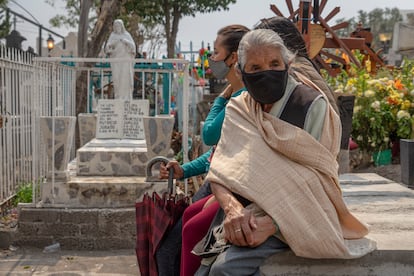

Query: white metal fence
[0,47,191,205]
[0,47,42,204]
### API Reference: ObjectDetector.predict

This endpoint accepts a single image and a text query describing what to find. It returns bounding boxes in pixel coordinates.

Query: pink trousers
[180,194,220,276]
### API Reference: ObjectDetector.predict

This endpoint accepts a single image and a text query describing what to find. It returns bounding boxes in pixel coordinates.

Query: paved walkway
[0,173,413,275]
[0,248,139,275]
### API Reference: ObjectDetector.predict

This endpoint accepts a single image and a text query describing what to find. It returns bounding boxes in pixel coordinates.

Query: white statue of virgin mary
[104,19,136,100]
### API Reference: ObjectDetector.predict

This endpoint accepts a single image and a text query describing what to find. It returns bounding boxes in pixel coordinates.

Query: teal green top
[202,88,245,146]
[181,88,245,179]
[181,148,213,179]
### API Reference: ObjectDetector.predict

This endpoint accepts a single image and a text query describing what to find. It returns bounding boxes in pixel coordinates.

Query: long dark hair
[217,24,250,53]
[255,17,308,58]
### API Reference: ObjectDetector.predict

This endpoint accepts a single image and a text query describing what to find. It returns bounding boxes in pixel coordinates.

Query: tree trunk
[168,9,180,58]
[166,32,176,58]
[78,0,92,58]
[162,2,180,58]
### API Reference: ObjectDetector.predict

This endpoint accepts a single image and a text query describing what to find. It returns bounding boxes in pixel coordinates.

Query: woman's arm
[202,97,227,146]
[202,84,234,145]
[159,148,213,180]
[210,182,256,246]
[181,148,212,179]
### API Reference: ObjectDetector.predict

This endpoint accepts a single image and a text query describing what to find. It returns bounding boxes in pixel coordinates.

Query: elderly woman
[195,29,375,275]
[156,24,250,276]
[254,16,339,115]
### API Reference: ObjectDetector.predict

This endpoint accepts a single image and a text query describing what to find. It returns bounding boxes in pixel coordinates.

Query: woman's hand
[219,84,233,100]
[223,203,257,247]
[247,215,278,248]
[210,182,260,247]
[159,160,184,180]
[226,212,278,248]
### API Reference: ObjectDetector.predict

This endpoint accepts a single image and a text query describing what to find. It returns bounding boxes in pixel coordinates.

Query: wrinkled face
[243,45,285,73]
[211,35,231,63]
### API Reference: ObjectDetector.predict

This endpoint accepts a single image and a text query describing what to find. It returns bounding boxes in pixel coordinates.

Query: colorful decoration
[195,47,212,81]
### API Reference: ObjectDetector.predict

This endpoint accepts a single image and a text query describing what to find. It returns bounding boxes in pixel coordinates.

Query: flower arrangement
[196,47,212,79]
[325,54,414,156]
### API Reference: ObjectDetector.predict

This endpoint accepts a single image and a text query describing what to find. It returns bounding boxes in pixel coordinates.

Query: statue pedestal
[76,138,148,176]
[40,115,175,208]
[40,104,176,208]
[76,113,176,177]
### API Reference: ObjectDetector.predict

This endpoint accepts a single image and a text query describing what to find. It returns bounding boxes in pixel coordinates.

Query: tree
[333,7,402,51]
[46,0,146,56]
[72,0,121,149]
[46,0,99,31]
[0,0,10,39]
[367,7,402,49]
[78,0,93,57]
[125,0,236,58]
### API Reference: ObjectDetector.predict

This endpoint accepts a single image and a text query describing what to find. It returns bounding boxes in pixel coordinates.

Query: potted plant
[352,93,395,165]
[326,55,414,166]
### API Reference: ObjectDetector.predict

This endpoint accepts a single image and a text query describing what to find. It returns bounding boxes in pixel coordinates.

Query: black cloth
[155,182,212,276]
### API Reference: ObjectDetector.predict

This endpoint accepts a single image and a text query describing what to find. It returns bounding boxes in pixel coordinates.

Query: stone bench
[260,173,414,275]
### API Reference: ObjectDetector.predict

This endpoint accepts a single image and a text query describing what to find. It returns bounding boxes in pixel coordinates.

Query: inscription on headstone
[96,99,149,139]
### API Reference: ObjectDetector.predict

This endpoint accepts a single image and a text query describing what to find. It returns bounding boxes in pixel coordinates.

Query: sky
[5,0,414,55]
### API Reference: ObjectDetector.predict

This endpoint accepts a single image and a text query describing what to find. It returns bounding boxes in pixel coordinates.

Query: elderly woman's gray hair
[237,29,294,70]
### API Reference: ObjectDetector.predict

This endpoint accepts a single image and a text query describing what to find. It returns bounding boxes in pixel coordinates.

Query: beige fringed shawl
[205,92,376,259]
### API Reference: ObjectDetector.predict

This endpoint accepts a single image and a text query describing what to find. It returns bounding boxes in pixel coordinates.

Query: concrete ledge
[260,249,414,275]
[41,176,170,208]
[260,173,414,275]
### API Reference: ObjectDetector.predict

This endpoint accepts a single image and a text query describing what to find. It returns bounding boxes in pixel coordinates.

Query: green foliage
[326,57,414,154]
[125,0,236,21]
[46,0,99,30]
[124,0,236,57]
[396,114,412,139]
[352,98,395,153]
[12,182,33,206]
[0,0,11,39]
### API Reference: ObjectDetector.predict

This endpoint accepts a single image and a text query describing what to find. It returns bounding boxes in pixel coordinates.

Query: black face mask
[241,67,289,104]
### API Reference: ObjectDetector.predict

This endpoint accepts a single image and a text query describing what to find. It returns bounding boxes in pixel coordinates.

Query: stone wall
[15,206,136,250]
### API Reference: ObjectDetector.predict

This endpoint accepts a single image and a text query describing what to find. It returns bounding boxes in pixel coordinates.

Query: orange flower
[342,53,350,64]
[387,96,400,105]
[394,79,404,90]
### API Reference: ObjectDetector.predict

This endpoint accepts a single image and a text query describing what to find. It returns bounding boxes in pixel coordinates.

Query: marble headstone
[96,99,149,140]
